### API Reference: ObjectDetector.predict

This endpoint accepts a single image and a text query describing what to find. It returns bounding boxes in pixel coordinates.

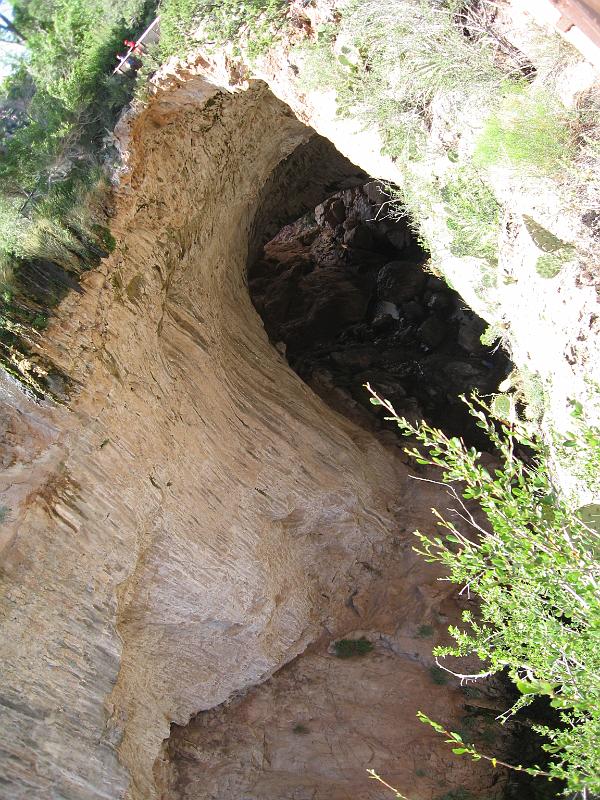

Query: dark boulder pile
[249,183,510,443]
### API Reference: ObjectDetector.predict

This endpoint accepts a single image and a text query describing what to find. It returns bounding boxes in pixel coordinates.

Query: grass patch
[297,0,520,253]
[333,637,374,659]
[474,86,575,175]
[292,723,309,735]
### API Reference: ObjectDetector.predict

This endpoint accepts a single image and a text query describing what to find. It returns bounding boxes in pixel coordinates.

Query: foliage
[0,505,9,524]
[418,713,551,781]
[0,0,153,388]
[474,86,575,175]
[367,384,600,796]
[429,665,449,685]
[556,398,600,497]
[334,637,374,659]
[159,0,287,59]
[301,0,513,157]
[441,171,501,265]
[416,624,434,638]
[0,0,153,265]
[479,323,504,347]
[535,251,571,279]
[292,723,309,734]
[522,215,571,254]
[297,0,520,255]
[133,41,161,100]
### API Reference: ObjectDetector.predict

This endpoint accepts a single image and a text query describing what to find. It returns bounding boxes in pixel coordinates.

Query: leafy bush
[297,0,522,256]
[417,624,434,638]
[368,385,600,796]
[301,0,512,159]
[292,723,309,734]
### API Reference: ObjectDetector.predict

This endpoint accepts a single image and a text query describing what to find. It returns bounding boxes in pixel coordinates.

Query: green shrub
[474,86,575,175]
[429,665,449,685]
[159,0,287,58]
[368,385,600,796]
[522,216,570,253]
[292,723,309,734]
[441,171,501,265]
[556,398,600,496]
[334,637,374,658]
[417,624,434,638]
[535,251,571,279]
[0,0,151,306]
[479,323,504,347]
[301,0,517,161]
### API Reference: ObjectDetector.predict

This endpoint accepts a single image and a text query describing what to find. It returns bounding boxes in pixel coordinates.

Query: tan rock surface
[162,516,504,800]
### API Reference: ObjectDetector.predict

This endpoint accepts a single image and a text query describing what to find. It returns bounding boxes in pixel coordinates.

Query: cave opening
[248,156,511,447]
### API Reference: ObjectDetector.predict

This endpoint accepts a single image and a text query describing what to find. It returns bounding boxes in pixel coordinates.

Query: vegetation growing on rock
[368,385,600,796]
[333,637,374,659]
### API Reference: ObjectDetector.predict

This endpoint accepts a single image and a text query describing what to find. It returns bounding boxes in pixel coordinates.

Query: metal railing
[113,16,160,75]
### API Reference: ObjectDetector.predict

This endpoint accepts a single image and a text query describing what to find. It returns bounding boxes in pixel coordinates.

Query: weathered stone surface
[377,261,427,304]
[418,316,448,349]
[163,513,508,800]
[315,197,345,227]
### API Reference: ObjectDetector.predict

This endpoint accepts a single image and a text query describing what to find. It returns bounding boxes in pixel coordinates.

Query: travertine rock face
[1,78,499,800]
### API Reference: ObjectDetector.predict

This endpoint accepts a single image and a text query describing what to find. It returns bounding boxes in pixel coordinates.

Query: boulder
[377,261,427,303]
[315,197,346,228]
[310,227,347,268]
[281,267,371,348]
[343,223,374,251]
[402,301,425,322]
[382,218,413,251]
[426,291,455,316]
[456,312,487,354]
[417,315,448,349]
[331,345,378,370]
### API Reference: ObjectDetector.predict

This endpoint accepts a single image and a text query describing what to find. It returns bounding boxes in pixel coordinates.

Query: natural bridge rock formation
[1,76,502,800]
